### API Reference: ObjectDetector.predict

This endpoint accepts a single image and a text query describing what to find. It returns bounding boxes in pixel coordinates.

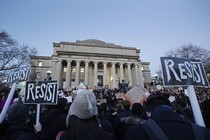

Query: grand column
[51,60,56,79]
[103,62,108,86]
[120,62,124,82]
[84,61,89,86]
[57,59,62,89]
[138,62,144,87]
[93,61,98,87]
[127,63,133,86]
[112,62,116,88]
[65,60,71,89]
[75,60,80,87]
[135,63,140,85]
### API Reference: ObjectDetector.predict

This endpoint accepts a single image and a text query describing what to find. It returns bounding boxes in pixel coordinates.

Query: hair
[132,103,144,117]
[122,100,131,110]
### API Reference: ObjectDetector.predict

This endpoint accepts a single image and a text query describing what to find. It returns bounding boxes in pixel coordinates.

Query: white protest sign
[124,84,150,105]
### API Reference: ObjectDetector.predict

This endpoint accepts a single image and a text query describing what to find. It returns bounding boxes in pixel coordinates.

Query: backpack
[142,119,205,140]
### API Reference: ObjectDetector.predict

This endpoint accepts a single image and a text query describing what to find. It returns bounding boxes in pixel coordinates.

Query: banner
[25,81,58,104]
[160,57,209,87]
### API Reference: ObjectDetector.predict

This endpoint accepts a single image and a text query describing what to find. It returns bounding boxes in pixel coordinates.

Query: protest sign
[160,57,209,86]
[0,66,30,123]
[160,57,208,127]
[6,65,30,85]
[124,84,150,105]
[25,80,58,104]
[115,93,124,99]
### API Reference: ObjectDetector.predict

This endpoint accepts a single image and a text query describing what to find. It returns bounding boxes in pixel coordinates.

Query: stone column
[84,61,89,86]
[112,62,116,89]
[120,62,124,82]
[138,62,144,87]
[93,61,98,87]
[75,60,80,87]
[57,59,62,89]
[65,60,71,88]
[51,60,56,79]
[127,63,133,86]
[103,62,108,87]
[135,63,140,85]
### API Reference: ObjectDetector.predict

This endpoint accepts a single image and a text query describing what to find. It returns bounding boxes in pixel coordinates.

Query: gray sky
[1,0,210,76]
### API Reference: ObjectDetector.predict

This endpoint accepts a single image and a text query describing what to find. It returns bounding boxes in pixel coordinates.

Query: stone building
[30,39,151,90]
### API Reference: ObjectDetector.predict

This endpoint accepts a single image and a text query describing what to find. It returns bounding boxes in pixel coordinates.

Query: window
[81,67,84,73]
[36,72,41,79]
[72,66,76,73]
[64,66,67,72]
[38,61,43,67]
[141,66,144,71]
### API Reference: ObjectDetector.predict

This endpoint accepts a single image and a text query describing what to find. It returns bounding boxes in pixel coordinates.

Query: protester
[201,99,210,129]
[56,90,114,140]
[114,100,132,140]
[120,103,145,140]
[35,98,68,140]
[124,94,210,140]
[0,102,38,140]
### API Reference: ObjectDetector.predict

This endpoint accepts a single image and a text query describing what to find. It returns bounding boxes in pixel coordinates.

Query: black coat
[124,105,210,140]
[0,123,38,140]
[39,109,68,140]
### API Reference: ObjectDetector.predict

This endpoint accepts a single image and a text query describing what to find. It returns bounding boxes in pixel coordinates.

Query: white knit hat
[66,90,98,126]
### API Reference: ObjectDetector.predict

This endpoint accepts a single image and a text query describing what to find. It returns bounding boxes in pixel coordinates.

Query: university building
[30,39,151,90]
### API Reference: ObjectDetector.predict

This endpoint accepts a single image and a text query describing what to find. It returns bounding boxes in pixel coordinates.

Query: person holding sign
[124,95,210,140]
[0,102,38,140]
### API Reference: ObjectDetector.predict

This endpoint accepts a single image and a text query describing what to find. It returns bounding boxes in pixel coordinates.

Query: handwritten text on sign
[25,81,58,104]
[160,57,209,86]
[7,66,30,85]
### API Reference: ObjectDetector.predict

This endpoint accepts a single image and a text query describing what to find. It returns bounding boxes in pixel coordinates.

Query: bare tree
[0,30,37,80]
[164,43,210,63]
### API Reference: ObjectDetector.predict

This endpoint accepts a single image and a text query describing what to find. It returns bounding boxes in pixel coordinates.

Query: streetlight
[154,73,159,85]
[46,70,52,81]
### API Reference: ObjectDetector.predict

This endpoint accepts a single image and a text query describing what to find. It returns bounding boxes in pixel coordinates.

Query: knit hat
[66,90,98,126]
[6,102,29,124]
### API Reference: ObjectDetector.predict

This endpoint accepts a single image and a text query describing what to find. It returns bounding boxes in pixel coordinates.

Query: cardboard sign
[6,65,30,85]
[161,57,209,87]
[25,81,58,104]
[115,93,124,99]
[124,84,150,105]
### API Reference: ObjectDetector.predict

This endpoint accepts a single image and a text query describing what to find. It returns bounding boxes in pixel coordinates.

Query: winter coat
[0,123,38,140]
[124,105,210,140]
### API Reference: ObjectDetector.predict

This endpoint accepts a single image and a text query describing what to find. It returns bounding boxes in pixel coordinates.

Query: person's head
[66,90,98,127]
[6,102,30,124]
[132,103,144,117]
[144,94,171,117]
[122,100,131,110]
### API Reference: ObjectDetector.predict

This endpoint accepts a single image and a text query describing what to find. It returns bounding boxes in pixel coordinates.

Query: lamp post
[154,73,159,85]
[46,70,52,81]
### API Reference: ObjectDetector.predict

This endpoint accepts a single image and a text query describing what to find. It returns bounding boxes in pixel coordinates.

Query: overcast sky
[1,0,210,76]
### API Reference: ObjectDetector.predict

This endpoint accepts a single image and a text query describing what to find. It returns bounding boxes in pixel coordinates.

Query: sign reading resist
[160,57,209,87]
[25,81,58,104]
[7,65,30,85]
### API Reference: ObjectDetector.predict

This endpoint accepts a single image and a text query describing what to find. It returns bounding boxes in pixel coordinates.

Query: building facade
[30,39,151,90]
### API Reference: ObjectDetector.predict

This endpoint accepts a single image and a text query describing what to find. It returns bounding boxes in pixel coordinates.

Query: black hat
[6,102,29,124]
[145,95,171,112]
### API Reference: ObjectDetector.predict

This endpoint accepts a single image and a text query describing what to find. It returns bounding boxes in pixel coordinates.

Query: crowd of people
[0,84,210,140]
